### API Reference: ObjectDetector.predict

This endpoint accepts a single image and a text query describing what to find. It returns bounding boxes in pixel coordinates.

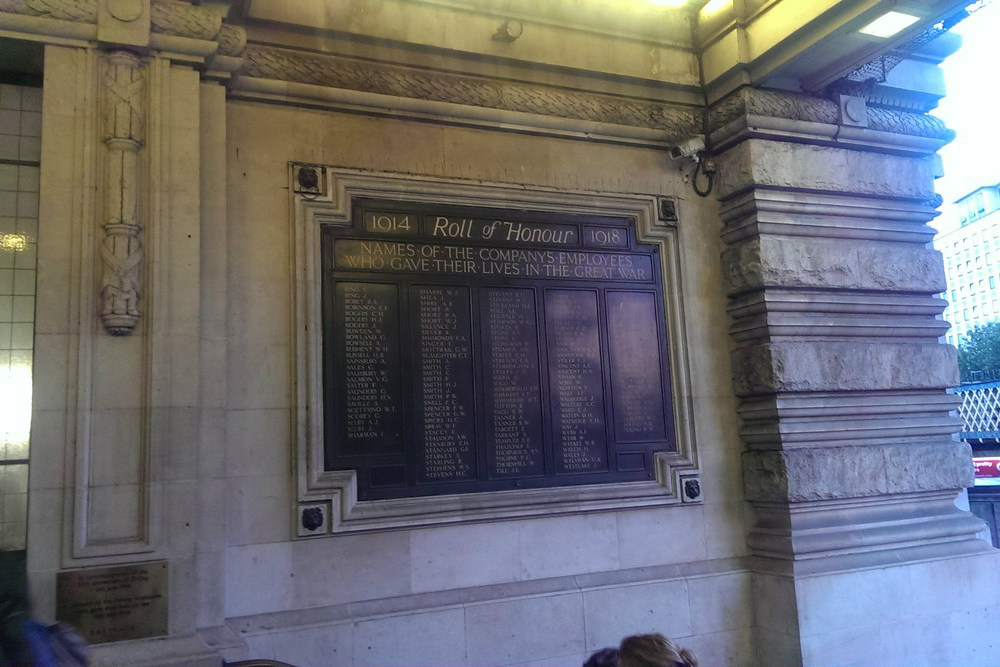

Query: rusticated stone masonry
[710,87,982,572]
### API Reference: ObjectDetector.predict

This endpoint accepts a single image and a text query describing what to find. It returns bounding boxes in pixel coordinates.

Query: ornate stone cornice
[0,0,245,56]
[241,45,701,137]
[150,0,217,39]
[149,0,244,56]
[708,87,953,142]
[865,105,952,141]
[0,0,95,21]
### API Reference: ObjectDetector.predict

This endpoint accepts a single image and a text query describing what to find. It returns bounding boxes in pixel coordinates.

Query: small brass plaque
[56,561,168,644]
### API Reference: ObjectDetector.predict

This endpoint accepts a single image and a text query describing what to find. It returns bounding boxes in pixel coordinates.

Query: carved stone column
[711,87,1000,666]
[100,49,145,335]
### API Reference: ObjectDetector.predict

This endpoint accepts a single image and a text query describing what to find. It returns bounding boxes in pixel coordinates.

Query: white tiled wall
[0,82,41,551]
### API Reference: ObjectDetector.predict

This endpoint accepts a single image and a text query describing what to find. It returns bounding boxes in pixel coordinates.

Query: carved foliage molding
[100,50,145,335]
[243,45,701,137]
[708,87,953,141]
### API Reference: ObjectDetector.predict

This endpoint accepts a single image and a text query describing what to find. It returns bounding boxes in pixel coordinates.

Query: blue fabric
[21,620,57,667]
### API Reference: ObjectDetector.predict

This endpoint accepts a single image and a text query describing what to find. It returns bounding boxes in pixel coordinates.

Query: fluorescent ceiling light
[700,0,729,15]
[859,11,920,38]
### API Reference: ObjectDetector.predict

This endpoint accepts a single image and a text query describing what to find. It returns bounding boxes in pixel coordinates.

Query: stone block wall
[211,100,753,666]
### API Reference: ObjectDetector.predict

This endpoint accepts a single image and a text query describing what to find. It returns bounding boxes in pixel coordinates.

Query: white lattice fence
[956,381,1000,437]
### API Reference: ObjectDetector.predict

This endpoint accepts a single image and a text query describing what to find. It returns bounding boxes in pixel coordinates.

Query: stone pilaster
[1,2,243,664]
[712,87,1000,666]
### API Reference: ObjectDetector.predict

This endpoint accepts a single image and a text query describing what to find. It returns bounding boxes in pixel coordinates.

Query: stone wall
[213,99,751,666]
[7,2,1000,666]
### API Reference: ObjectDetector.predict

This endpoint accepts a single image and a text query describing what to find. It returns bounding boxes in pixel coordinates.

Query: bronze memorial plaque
[323,199,676,499]
[56,561,168,644]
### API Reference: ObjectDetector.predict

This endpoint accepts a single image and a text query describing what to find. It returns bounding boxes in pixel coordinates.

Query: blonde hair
[617,633,698,667]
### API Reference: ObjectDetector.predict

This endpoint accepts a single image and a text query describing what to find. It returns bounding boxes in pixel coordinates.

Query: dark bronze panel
[333,282,403,455]
[482,287,545,478]
[364,210,420,235]
[322,199,675,498]
[617,451,646,471]
[423,215,580,246]
[582,225,630,249]
[607,291,668,443]
[413,285,478,483]
[334,239,654,282]
[546,289,609,474]
[56,562,168,644]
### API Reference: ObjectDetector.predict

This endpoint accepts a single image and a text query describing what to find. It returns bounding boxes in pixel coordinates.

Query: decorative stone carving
[106,0,142,22]
[0,0,97,21]
[216,23,245,57]
[710,86,838,129]
[301,507,323,532]
[149,0,219,40]
[149,0,245,55]
[242,46,701,136]
[708,87,953,141]
[99,50,145,336]
[828,78,941,114]
[0,0,246,56]
[865,105,953,141]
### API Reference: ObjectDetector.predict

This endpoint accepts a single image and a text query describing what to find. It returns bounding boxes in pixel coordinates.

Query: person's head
[583,647,619,667]
[617,633,698,667]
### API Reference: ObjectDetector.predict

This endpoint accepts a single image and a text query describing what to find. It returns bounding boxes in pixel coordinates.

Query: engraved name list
[322,201,675,499]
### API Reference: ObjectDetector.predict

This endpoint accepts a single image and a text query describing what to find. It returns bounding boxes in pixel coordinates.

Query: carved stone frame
[291,165,700,536]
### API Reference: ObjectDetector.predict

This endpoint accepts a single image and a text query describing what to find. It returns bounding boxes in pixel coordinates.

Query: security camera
[669,135,705,160]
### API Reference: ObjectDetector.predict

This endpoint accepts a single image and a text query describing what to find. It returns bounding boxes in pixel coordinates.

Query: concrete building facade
[939,184,1000,348]
[0,1,998,666]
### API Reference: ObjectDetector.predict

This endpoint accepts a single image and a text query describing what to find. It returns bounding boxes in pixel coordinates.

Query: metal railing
[955,380,1000,440]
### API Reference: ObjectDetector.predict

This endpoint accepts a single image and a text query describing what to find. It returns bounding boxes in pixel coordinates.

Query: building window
[0,82,41,552]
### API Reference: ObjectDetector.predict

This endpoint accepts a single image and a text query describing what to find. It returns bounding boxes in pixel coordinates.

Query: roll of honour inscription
[322,202,675,499]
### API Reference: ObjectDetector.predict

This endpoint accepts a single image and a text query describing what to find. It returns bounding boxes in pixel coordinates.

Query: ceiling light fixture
[859,11,920,38]
[700,0,729,15]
